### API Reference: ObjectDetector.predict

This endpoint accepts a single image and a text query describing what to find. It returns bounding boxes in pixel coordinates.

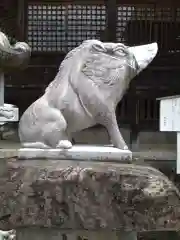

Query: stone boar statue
[19,39,158,150]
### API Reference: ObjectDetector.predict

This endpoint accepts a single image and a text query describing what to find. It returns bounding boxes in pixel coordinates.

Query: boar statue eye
[92,44,106,52]
[114,46,127,57]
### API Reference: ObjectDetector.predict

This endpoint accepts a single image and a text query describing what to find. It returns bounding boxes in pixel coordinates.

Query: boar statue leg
[20,105,72,149]
[71,76,128,150]
[107,112,128,150]
[38,111,72,149]
[101,111,128,150]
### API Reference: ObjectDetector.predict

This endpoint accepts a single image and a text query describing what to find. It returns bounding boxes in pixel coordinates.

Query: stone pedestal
[18,145,132,162]
[0,155,179,240]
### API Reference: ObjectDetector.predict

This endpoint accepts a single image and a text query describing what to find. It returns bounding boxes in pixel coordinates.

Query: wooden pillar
[105,0,117,42]
[129,85,139,151]
[0,72,4,107]
[17,0,27,41]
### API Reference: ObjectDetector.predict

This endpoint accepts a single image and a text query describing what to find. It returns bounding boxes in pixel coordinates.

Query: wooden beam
[105,0,117,42]
[17,0,27,41]
[1,159,180,231]
[116,0,178,5]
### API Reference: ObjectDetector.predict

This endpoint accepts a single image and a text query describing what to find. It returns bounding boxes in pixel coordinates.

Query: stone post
[0,31,31,126]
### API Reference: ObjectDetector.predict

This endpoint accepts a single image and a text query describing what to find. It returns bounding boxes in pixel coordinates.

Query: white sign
[160,96,180,132]
[158,95,180,174]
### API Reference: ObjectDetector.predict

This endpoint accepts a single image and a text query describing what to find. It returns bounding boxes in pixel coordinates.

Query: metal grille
[138,98,159,122]
[27,3,106,52]
[116,96,159,128]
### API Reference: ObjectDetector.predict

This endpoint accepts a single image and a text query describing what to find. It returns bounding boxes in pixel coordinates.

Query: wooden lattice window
[138,98,159,122]
[27,2,106,52]
[27,4,66,52]
[66,4,106,51]
[116,5,135,43]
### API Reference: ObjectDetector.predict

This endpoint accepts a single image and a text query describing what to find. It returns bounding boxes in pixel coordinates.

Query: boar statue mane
[19,39,158,150]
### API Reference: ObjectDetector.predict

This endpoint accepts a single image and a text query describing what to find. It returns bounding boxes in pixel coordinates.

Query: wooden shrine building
[1,0,180,153]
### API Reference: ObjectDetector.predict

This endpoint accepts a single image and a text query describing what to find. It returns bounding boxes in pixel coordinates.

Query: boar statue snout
[128,42,158,73]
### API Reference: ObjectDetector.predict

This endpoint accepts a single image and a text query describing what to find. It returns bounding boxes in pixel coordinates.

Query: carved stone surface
[18,145,132,162]
[0,104,18,122]
[0,159,179,232]
[19,40,158,150]
[0,31,31,71]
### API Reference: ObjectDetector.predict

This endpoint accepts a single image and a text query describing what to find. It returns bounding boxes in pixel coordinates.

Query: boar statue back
[19,40,158,150]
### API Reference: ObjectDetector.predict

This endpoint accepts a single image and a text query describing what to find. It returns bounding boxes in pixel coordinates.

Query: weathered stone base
[0,159,180,232]
[18,145,132,162]
[16,228,137,240]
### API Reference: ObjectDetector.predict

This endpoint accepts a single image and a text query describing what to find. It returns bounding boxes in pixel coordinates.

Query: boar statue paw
[0,229,16,240]
[57,140,72,149]
[123,145,129,150]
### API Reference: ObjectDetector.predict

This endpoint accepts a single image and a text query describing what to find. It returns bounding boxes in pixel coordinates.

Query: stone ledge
[18,145,132,162]
[0,159,179,232]
[16,228,137,240]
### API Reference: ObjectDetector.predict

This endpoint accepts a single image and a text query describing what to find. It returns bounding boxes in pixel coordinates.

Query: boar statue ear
[114,45,128,57]
[92,43,106,52]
